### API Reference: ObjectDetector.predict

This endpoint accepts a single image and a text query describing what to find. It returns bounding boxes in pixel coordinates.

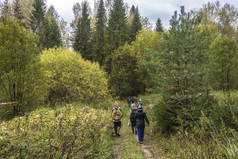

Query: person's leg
[113,122,117,135]
[135,125,137,134]
[117,122,121,136]
[141,128,144,141]
[137,127,142,142]
[131,124,134,133]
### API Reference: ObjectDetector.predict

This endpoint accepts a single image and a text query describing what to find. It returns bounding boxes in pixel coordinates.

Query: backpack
[130,109,137,122]
[112,108,122,121]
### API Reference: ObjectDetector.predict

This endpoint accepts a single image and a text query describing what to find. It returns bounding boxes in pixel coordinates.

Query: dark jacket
[130,109,137,126]
[135,110,149,128]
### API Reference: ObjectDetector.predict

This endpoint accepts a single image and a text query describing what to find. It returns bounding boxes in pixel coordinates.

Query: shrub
[41,48,111,103]
[0,105,112,158]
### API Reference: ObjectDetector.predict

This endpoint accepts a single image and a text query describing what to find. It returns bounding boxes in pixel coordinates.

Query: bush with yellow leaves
[0,104,112,158]
[41,48,110,103]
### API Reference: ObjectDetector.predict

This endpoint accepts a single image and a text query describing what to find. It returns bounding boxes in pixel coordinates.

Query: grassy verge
[141,93,238,158]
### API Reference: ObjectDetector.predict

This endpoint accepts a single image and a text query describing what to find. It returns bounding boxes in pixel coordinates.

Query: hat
[114,102,118,106]
[137,106,143,110]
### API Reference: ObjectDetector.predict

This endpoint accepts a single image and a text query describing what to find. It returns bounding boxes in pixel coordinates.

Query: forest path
[113,104,154,159]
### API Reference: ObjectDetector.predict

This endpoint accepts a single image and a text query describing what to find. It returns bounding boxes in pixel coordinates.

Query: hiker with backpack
[131,96,135,104]
[127,97,131,107]
[111,102,123,136]
[130,108,137,134]
[135,106,149,144]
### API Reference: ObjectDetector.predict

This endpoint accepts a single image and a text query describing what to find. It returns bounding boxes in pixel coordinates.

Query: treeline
[0,0,158,118]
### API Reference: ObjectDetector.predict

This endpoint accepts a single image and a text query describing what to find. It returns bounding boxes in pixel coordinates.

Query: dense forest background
[0,0,238,158]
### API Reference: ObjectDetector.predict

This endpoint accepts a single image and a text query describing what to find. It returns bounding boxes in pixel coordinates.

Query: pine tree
[105,0,128,73]
[30,0,47,48]
[155,17,163,32]
[154,11,209,132]
[73,1,91,60]
[129,6,142,43]
[0,0,11,23]
[92,0,107,65]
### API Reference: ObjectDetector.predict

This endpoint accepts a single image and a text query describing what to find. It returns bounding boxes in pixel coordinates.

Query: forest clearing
[1,0,238,158]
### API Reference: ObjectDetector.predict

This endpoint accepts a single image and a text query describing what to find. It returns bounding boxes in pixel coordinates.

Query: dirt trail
[134,135,154,159]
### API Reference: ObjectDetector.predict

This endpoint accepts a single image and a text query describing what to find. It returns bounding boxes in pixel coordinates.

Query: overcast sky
[37,0,238,29]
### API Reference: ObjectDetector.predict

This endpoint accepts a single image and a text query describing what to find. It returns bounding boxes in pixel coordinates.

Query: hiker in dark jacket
[130,108,137,134]
[135,106,149,144]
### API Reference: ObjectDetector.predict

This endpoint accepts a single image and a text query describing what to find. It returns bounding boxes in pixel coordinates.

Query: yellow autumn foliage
[41,48,110,102]
[0,104,112,158]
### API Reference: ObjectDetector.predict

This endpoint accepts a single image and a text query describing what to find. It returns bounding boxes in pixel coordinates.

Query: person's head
[137,105,143,112]
[114,102,118,106]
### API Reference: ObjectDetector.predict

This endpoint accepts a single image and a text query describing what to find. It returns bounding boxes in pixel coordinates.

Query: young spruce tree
[73,1,92,61]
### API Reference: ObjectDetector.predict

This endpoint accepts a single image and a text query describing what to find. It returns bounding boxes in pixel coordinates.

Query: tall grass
[141,92,238,158]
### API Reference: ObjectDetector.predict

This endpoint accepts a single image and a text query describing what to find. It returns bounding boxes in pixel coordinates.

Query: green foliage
[0,19,47,115]
[104,0,128,73]
[110,29,161,97]
[0,0,11,23]
[30,0,47,48]
[19,0,34,28]
[13,0,24,25]
[110,44,138,97]
[207,35,238,91]
[0,105,113,158]
[155,17,163,32]
[41,48,110,103]
[210,91,238,130]
[129,6,142,43]
[136,29,163,93]
[73,1,92,60]
[196,2,238,37]
[91,0,107,65]
[152,12,211,133]
[44,6,62,49]
[44,18,62,49]
[140,93,238,158]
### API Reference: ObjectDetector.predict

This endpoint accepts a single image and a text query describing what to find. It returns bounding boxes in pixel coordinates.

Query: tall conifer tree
[45,6,62,48]
[105,0,128,73]
[155,17,163,32]
[30,0,47,48]
[129,6,142,43]
[73,1,91,60]
[92,0,107,65]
